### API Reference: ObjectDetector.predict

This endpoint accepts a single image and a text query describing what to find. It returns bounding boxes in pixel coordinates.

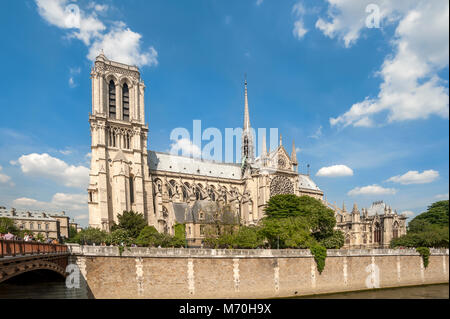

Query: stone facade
[0,208,71,240]
[332,201,408,249]
[67,245,449,299]
[88,54,324,236]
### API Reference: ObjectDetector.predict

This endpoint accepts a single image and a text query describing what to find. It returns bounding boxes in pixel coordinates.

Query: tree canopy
[111,210,147,238]
[391,200,449,248]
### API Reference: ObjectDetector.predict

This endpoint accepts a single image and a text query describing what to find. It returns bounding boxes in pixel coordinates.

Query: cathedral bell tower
[88,53,152,231]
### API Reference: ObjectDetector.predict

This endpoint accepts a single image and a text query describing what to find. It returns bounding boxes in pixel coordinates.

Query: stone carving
[270,176,294,196]
[95,61,140,80]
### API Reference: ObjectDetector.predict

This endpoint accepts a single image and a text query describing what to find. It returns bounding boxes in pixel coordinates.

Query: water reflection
[0,270,92,299]
[297,283,449,299]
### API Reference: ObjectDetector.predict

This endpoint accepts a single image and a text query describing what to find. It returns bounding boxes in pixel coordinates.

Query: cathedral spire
[241,77,254,163]
[243,78,251,131]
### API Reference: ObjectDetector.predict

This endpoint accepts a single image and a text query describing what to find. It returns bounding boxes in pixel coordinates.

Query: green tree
[35,233,45,242]
[135,226,160,247]
[0,217,19,234]
[391,200,449,248]
[173,223,187,247]
[264,194,303,219]
[264,195,336,240]
[112,210,147,238]
[73,227,108,245]
[68,226,78,239]
[320,230,345,249]
[232,226,264,249]
[106,229,133,246]
[409,200,449,231]
[260,217,312,249]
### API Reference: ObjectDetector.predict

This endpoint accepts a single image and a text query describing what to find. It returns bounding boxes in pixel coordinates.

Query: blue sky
[0,0,448,227]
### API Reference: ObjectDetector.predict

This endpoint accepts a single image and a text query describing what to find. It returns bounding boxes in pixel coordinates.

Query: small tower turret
[291,140,298,172]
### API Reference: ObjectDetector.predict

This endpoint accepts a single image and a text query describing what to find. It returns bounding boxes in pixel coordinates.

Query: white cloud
[308,125,323,139]
[35,0,158,68]
[0,166,11,184]
[387,169,439,185]
[292,2,308,40]
[68,77,76,88]
[13,193,87,212]
[316,164,353,177]
[320,0,449,127]
[293,20,308,39]
[169,138,201,158]
[348,184,397,196]
[75,214,89,220]
[16,153,89,188]
[87,22,158,67]
[59,149,73,155]
[401,210,415,217]
[434,193,449,200]
[256,0,264,6]
[68,67,80,88]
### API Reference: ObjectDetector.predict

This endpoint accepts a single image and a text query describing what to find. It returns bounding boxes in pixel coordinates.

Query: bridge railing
[0,239,68,258]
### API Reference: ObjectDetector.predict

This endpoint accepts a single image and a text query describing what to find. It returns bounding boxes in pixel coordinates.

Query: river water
[0,271,447,299]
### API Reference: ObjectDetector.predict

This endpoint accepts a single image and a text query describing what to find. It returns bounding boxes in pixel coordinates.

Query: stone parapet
[66,244,448,258]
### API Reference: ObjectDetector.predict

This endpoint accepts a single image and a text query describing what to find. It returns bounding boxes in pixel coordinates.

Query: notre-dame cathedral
[87,53,406,248]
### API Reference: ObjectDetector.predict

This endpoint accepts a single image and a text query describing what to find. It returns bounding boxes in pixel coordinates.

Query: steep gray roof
[298,174,321,192]
[148,151,241,180]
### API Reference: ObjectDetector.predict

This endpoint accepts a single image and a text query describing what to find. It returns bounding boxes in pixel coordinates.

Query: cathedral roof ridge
[151,150,241,167]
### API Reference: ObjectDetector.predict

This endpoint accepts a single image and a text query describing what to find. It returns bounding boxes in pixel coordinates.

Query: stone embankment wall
[67,245,449,299]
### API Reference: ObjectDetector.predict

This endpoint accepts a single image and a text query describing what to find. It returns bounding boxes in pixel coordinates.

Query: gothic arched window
[122,83,130,121]
[129,175,134,204]
[374,222,381,243]
[393,221,399,239]
[109,80,116,119]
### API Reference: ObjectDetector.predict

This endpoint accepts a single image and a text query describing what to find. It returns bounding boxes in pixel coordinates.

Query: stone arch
[105,73,119,85]
[118,76,133,88]
[153,178,163,194]
[392,221,399,239]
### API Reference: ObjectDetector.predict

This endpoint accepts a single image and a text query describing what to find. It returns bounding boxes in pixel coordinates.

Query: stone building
[0,208,72,240]
[332,201,408,249]
[173,201,239,247]
[87,54,323,236]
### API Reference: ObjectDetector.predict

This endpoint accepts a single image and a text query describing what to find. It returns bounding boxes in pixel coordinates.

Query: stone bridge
[0,239,69,283]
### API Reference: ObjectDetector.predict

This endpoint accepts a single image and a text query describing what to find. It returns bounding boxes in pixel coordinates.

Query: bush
[320,230,345,249]
[416,247,430,268]
[135,226,160,247]
[106,229,133,246]
[73,227,108,245]
[310,244,327,274]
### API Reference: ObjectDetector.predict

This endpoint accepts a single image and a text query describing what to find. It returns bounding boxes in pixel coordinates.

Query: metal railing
[0,239,68,258]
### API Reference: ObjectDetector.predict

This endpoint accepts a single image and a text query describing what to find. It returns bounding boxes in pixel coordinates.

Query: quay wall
[67,245,449,299]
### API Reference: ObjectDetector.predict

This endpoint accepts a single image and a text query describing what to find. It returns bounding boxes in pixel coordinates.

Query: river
[0,271,447,299]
